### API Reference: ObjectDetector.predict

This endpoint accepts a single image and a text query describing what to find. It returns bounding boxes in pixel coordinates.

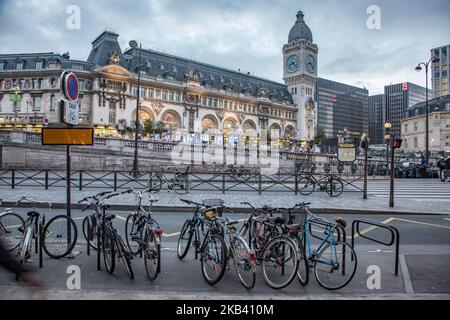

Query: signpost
[42,71,92,258]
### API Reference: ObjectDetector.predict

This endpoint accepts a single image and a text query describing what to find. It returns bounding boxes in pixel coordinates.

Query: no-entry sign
[61,71,79,102]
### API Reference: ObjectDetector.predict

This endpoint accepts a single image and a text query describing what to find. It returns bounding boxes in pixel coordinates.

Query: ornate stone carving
[152,101,163,116]
[5,80,12,90]
[216,110,225,121]
[108,51,121,65]
[237,114,245,125]
[49,77,58,89]
[257,85,267,98]
[24,79,32,90]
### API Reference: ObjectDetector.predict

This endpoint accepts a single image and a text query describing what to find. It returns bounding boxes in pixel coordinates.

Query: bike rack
[351,219,400,276]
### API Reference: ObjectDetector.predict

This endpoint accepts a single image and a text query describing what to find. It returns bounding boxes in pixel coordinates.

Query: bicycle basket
[202,199,225,217]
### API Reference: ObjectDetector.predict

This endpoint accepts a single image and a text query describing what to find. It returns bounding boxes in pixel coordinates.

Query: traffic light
[393,139,403,149]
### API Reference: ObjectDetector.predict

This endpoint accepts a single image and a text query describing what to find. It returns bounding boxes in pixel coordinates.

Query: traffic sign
[61,71,79,102]
[42,128,94,146]
[60,99,80,125]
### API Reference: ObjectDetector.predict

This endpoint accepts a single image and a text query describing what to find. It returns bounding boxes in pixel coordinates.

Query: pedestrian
[445,155,450,182]
[437,157,447,182]
[0,239,44,289]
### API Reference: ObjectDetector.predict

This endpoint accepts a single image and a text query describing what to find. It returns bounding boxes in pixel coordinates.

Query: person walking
[445,155,450,182]
[437,157,447,182]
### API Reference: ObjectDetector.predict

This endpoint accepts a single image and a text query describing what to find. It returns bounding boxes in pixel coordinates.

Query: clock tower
[283,11,318,142]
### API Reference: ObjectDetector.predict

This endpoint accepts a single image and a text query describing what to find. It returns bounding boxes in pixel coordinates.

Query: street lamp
[415,56,440,166]
[130,40,143,178]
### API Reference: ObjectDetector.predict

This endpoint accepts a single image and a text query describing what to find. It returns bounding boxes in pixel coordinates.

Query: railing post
[258,173,262,195]
[11,169,15,189]
[79,171,83,191]
[114,171,117,191]
[295,173,298,195]
[222,173,226,195]
[394,228,400,276]
[45,170,49,190]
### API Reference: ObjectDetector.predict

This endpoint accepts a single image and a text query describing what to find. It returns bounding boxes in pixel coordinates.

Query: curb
[1,202,449,216]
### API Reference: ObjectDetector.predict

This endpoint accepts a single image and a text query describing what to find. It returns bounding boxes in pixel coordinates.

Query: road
[1,208,449,299]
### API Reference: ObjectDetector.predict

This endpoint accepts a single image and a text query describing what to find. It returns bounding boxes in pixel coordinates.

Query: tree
[144,119,154,135]
[313,127,326,145]
[154,121,165,134]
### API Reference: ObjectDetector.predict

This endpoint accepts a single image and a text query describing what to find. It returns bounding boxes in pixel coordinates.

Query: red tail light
[250,252,256,263]
[153,229,164,237]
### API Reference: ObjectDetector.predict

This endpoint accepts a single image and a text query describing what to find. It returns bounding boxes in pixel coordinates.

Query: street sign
[42,128,94,146]
[61,71,79,102]
[60,100,80,125]
[338,144,356,162]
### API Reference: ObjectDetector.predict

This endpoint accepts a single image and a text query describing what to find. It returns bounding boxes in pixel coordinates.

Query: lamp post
[415,56,440,166]
[130,40,142,178]
[384,122,392,175]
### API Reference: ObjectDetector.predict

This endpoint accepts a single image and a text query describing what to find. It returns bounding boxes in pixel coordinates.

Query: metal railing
[351,219,400,276]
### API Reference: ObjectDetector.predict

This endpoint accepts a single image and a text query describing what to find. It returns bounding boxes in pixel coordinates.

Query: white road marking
[115,215,126,222]
[163,232,180,238]
[399,254,415,294]
[444,218,450,222]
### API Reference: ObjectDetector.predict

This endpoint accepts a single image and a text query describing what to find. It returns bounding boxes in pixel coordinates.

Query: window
[162,91,168,100]
[149,88,154,98]
[72,64,84,71]
[16,62,23,70]
[207,98,212,107]
[50,95,55,111]
[35,61,43,70]
[169,91,174,101]
[213,99,218,107]
[0,62,4,70]
[414,137,418,148]
[79,80,85,91]
[446,119,450,128]
[414,122,418,132]
[175,92,181,102]
[404,124,408,133]
[33,96,41,112]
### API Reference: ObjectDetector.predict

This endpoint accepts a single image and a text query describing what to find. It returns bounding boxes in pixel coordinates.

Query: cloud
[0,0,449,94]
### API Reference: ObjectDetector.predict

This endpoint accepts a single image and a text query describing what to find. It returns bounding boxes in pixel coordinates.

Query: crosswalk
[366,180,450,200]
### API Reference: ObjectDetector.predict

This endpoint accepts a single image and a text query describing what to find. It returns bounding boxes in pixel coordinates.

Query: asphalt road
[1,208,449,299]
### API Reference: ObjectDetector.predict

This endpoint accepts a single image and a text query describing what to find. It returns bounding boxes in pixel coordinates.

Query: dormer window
[35,61,43,70]
[0,62,4,70]
[160,64,165,71]
[16,62,23,70]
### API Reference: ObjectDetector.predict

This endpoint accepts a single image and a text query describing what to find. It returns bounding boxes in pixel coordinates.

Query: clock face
[306,55,316,73]
[287,55,300,73]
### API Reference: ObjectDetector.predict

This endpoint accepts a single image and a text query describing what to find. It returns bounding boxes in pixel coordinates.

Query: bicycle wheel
[298,177,315,196]
[326,177,344,197]
[82,216,98,250]
[148,175,163,192]
[231,236,256,290]
[103,228,116,274]
[201,233,227,286]
[174,177,190,195]
[125,214,141,256]
[43,215,78,259]
[144,228,161,281]
[261,236,299,289]
[0,212,25,252]
[177,220,193,260]
[117,235,134,280]
[314,241,357,290]
[296,239,309,286]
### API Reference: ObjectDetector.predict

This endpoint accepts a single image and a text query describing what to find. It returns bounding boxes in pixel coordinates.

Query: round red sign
[63,72,79,102]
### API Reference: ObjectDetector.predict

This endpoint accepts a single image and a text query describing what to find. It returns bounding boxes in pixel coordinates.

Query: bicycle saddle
[105,214,116,221]
[335,217,347,228]
[27,212,40,218]
[225,218,239,226]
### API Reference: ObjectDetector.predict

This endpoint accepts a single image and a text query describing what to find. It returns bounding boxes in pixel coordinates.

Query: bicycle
[293,203,357,290]
[13,196,78,263]
[124,188,163,281]
[298,173,344,197]
[240,202,300,289]
[147,166,191,195]
[217,210,256,290]
[0,208,25,252]
[177,199,227,286]
[215,165,252,181]
[79,191,134,280]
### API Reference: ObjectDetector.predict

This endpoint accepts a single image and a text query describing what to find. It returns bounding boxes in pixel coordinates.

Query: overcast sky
[0,0,449,94]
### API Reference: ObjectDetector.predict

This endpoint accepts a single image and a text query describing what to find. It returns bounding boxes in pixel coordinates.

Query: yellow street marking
[393,218,450,230]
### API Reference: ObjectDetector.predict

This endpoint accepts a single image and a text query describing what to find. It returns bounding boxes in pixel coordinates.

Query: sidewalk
[1,186,449,215]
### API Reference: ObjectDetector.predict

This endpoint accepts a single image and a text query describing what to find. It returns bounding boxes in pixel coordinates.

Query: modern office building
[384,82,429,139]
[401,94,450,152]
[368,94,385,145]
[316,78,369,146]
[431,44,450,98]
